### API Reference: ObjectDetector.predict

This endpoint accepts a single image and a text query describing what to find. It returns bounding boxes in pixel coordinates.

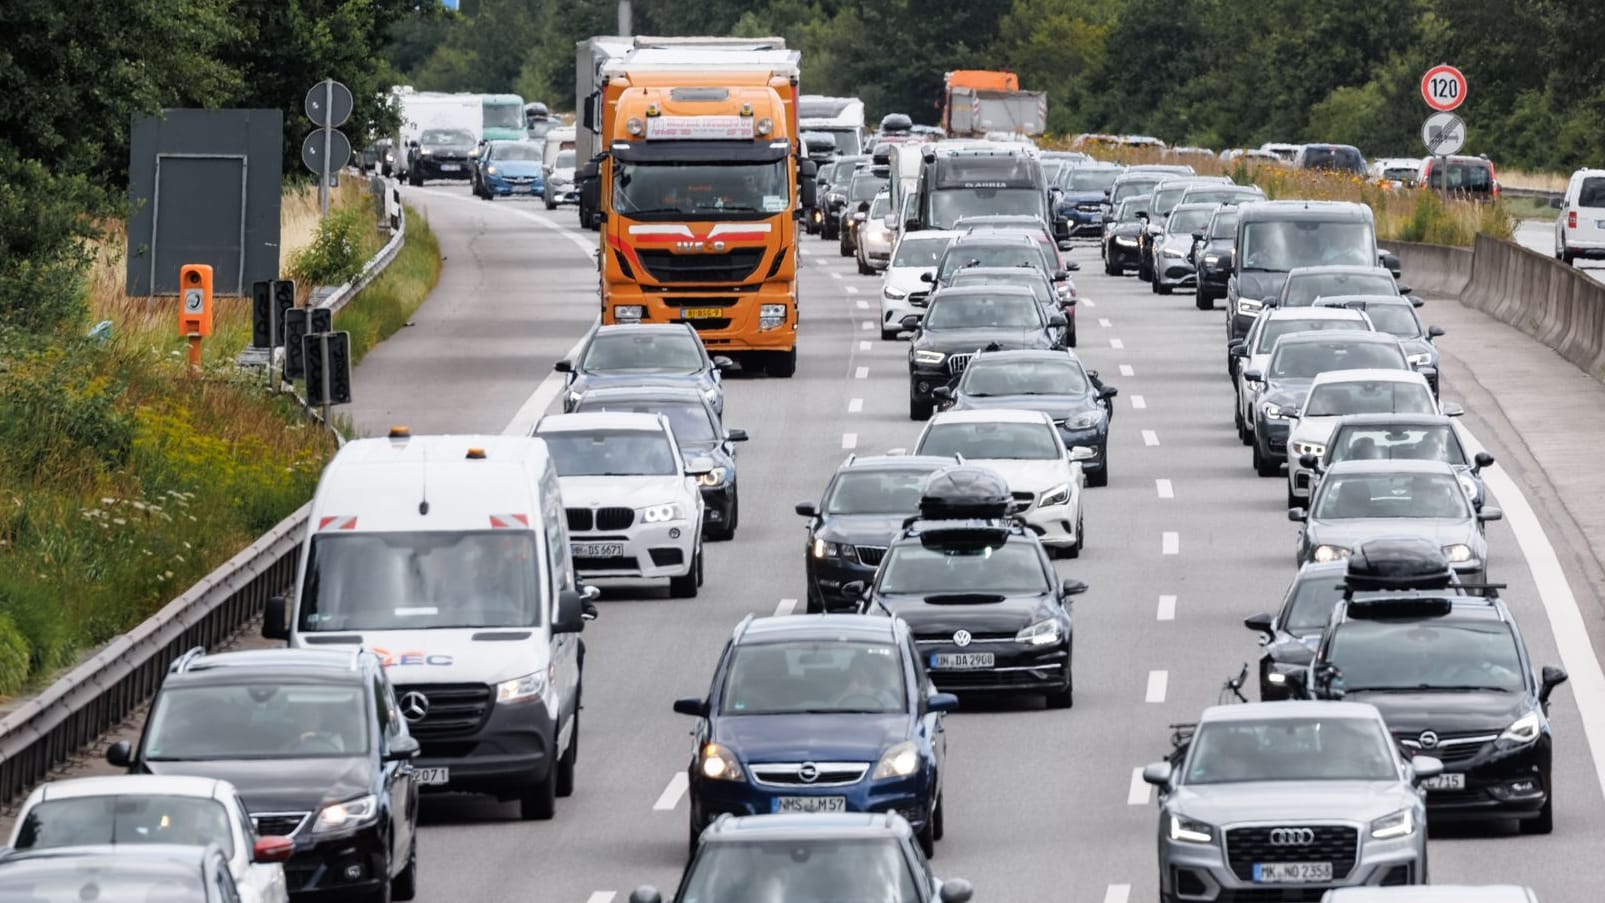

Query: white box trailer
[393,89,482,177]
[945,86,1047,138]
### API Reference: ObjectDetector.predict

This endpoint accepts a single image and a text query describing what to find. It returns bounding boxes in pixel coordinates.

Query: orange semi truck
[591,40,815,377]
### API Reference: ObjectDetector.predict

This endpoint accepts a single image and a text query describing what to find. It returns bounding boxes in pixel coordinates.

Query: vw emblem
[1418,730,1439,749]
[399,691,430,723]
[953,630,972,647]
[1268,827,1316,846]
[797,762,820,783]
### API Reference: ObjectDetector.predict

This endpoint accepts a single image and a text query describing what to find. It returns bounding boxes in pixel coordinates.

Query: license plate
[439,164,460,172]
[572,542,624,557]
[414,767,449,786]
[931,652,994,670]
[1421,772,1466,791]
[1253,862,1331,883]
[772,796,847,814]
[681,307,724,319]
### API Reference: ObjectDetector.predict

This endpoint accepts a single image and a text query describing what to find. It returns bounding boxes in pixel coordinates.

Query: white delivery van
[264,430,596,821]
[1555,168,1605,265]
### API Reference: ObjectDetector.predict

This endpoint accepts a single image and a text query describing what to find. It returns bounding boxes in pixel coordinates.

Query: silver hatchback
[1142,701,1438,903]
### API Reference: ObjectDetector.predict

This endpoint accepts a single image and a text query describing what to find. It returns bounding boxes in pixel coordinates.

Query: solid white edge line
[1455,422,1605,797]
[653,772,689,811]
[1131,395,1148,410]
[1157,594,1177,621]
[854,366,869,379]
[1145,670,1169,703]
[1142,430,1159,446]
[1156,478,1174,499]
[848,398,864,413]
[842,433,858,450]
[1110,338,1126,350]
[1162,532,1179,555]
[586,893,617,903]
[1103,885,1131,903]
[774,598,798,616]
[1120,364,1136,377]
[1127,767,1151,805]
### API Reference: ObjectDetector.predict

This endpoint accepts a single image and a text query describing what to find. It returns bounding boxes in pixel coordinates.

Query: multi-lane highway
[323,185,1605,902]
[1515,219,1605,285]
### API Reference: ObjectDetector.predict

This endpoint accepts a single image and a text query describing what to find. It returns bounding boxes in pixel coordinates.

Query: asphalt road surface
[1515,219,1605,286]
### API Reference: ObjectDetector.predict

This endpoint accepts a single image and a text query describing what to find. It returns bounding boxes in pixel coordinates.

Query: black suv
[905,286,1065,420]
[108,648,422,901]
[847,466,1085,708]
[1225,200,1383,347]
[1190,205,1240,310]
[1302,538,1570,833]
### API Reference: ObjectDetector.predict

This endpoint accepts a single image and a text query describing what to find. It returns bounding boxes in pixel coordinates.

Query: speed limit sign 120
[1421,64,1466,112]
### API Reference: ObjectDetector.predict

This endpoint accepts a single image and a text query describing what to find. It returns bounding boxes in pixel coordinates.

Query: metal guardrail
[1499,185,1563,204]
[320,174,406,314]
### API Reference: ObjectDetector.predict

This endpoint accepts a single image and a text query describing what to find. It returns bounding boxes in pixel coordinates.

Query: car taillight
[1569,211,1578,229]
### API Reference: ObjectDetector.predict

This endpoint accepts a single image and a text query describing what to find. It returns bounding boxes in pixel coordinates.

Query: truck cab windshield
[928,188,1044,230]
[614,160,787,219]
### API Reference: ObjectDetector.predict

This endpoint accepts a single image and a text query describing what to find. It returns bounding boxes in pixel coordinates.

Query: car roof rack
[909,518,1016,549]
[169,646,207,674]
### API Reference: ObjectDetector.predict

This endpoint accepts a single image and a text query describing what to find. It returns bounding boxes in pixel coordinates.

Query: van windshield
[300,531,544,631]
[1241,221,1374,271]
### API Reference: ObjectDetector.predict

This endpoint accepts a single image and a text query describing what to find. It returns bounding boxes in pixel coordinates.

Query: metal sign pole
[319,335,332,425]
[1439,155,1448,206]
[320,80,333,218]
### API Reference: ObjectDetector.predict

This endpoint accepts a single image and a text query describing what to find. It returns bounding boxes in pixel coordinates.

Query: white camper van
[264,430,596,821]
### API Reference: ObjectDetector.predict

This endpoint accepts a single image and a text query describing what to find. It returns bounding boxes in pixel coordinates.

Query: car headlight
[642,503,686,524]
[1292,441,1325,457]
[811,538,860,563]
[1407,352,1433,367]
[312,794,379,833]
[1261,401,1291,420]
[1168,814,1214,844]
[699,743,744,781]
[1238,298,1264,313]
[1312,544,1350,563]
[1015,618,1062,646]
[884,287,909,301]
[419,148,432,156]
[486,165,497,175]
[496,671,547,704]
[913,350,946,365]
[1162,248,1184,258]
[1114,236,1138,246]
[614,305,644,320]
[697,466,729,487]
[1060,410,1104,431]
[1496,711,1541,747]
[702,385,720,404]
[1038,483,1071,507]
[1441,543,1474,563]
[1370,808,1415,840]
[1204,254,1220,266]
[871,741,920,779]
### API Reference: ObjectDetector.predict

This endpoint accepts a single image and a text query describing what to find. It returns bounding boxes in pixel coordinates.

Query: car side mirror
[938,879,974,903]
[1243,611,1274,636]
[106,740,133,768]
[1065,261,1081,271]
[553,588,588,634]
[1441,402,1464,417]
[1551,196,1565,210]
[1099,385,1119,399]
[1058,240,1073,252]
[900,314,922,331]
[711,355,736,371]
[262,595,289,641]
[554,359,573,373]
[926,692,959,714]
[1051,269,1071,282]
[1473,451,1495,471]
[1227,340,1245,356]
[1428,325,1445,339]
[1298,452,1319,471]
[629,888,664,903]
[1191,230,1206,242]
[794,500,819,518]
[1136,212,1148,223]
[1477,506,1503,522]
[1068,445,1096,462]
[725,428,749,442]
[1410,755,1444,783]
[840,580,867,599]
[1288,507,1307,522]
[1048,313,1068,328]
[1060,578,1089,597]
[1242,368,1263,383]
[1408,294,1425,308]
[1262,295,1281,309]
[919,271,934,283]
[672,697,708,717]
[1141,761,1173,787]
[384,733,421,761]
[1221,249,1235,270]
[932,385,953,400]
[581,160,600,179]
[1540,665,1569,703]
[252,836,295,864]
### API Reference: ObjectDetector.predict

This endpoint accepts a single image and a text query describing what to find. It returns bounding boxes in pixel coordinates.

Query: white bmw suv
[912,408,1093,557]
[536,412,709,597]
[879,230,960,340]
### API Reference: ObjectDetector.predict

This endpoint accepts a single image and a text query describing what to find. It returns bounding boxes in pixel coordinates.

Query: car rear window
[1578,177,1605,208]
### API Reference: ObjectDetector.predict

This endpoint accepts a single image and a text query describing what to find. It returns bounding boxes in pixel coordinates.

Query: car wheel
[556,708,578,798]
[1286,486,1299,509]
[1104,255,1121,276]
[917,815,936,859]
[390,839,418,901]
[365,875,393,903]
[909,396,934,421]
[1520,797,1554,834]
[1045,668,1074,709]
[1562,249,1576,266]
[881,326,901,341]
[1064,516,1083,559]
[1195,289,1212,311]
[1066,324,1077,348]
[765,348,797,378]
[688,810,704,860]
[545,197,557,211]
[931,793,945,841]
[519,765,558,820]
[1087,462,1108,488]
[1235,405,1251,445]
[839,237,852,257]
[669,551,700,598]
[1253,443,1280,478]
[708,496,738,541]
[805,586,826,614]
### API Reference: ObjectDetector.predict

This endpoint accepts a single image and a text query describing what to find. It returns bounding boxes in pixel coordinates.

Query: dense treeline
[395,0,1604,171]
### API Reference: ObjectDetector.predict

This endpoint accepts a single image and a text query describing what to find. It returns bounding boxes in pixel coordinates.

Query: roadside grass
[336,207,441,368]
[1509,196,1561,222]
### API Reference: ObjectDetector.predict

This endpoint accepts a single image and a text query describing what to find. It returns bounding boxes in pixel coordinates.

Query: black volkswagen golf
[108,648,421,902]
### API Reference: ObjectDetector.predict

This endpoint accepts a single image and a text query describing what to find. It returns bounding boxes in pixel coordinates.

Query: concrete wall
[1451,235,1605,380]
[1391,241,1472,298]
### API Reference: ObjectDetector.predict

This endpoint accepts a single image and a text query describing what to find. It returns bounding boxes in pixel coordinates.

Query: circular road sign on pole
[1421,112,1467,156]
[1421,64,1466,113]
[305,79,354,129]
[301,128,353,176]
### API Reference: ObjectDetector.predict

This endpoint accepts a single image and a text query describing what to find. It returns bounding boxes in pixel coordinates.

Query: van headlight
[496,671,547,704]
[1370,808,1415,839]
[1238,298,1264,313]
[642,503,685,523]
[871,741,920,779]
[313,795,379,833]
[1168,814,1213,844]
[1496,712,1541,748]
[697,467,729,487]
[1292,441,1325,457]
[1015,619,1062,646]
[1204,254,1220,266]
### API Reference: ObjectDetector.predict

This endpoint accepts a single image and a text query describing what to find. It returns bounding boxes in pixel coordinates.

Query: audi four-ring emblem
[1268,827,1316,846]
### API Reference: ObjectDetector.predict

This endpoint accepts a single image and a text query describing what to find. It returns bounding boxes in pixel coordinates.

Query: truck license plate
[572,542,625,558]
[1421,773,1466,791]
[772,796,847,814]
[1253,862,1331,883]
[931,653,994,670]
[414,767,449,786]
[681,307,723,320]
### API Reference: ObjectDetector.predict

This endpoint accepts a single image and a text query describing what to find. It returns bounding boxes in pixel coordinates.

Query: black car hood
[817,514,910,546]
[712,713,909,762]
[917,328,1049,354]
[952,392,1095,419]
[143,756,375,814]
[1109,223,1144,238]
[875,592,1053,635]
[1235,271,1290,302]
[677,438,734,468]
[1345,690,1530,735]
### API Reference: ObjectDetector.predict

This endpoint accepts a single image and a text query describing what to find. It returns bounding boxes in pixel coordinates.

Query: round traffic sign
[301,128,353,175]
[1421,112,1466,156]
[1421,65,1466,113]
[305,79,354,129]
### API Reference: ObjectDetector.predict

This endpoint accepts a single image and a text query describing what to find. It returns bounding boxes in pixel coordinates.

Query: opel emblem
[797,762,819,783]
[399,691,430,722]
[953,630,972,647]
[1418,730,1439,749]
[1268,827,1315,846]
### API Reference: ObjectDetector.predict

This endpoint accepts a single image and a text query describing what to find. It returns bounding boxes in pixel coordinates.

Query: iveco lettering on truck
[262,431,596,822]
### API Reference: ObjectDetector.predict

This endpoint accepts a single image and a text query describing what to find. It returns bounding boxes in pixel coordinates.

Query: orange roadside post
[177,264,214,375]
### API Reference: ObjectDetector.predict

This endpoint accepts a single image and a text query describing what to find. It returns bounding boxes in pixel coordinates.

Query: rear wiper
[922,592,1007,604]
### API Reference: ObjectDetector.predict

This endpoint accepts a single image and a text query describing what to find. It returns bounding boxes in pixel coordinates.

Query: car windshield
[1255,319,1367,354]
[484,102,524,129]
[1381,167,1418,184]
[1303,381,1435,417]
[928,188,1045,229]
[1186,717,1396,784]
[555,150,576,168]
[1302,146,1366,173]
[1241,221,1375,271]
[575,400,717,443]
[0,860,208,902]
[720,641,905,715]
[143,684,369,760]
[680,839,920,903]
[850,175,887,202]
[916,420,1059,459]
[493,142,542,161]
[1313,472,1470,519]
[1149,186,1191,216]
[869,194,891,218]
[879,541,1049,594]
[15,796,234,856]
[1328,425,1467,465]
[1115,201,1145,223]
[824,469,934,515]
[830,165,858,188]
[923,293,1041,329]
[961,359,1087,396]
[1167,208,1214,235]
[1269,341,1404,378]
[1283,272,1398,305]
[1328,620,1526,692]
[1284,574,1347,634]
[300,531,543,631]
[1210,213,1239,238]
[1111,179,1161,206]
[1187,189,1260,206]
[613,160,788,217]
[949,271,1051,303]
[1357,305,1422,338]
[581,332,703,374]
[542,429,678,476]
[891,236,953,268]
[937,246,1040,281]
[1064,168,1122,192]
[1425,162,1494,192]
[420,129,474,145]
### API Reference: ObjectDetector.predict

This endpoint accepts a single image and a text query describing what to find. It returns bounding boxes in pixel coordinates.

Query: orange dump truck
[942,69,1047,139]
[594,40,815,377]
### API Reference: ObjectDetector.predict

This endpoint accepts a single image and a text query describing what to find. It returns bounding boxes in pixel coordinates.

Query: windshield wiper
[922,592,1007,604]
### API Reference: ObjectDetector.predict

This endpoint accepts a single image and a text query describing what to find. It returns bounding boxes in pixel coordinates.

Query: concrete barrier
[1458,235,1605,380]
[1390,241,1472,297]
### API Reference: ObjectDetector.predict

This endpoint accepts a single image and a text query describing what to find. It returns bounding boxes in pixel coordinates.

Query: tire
[1195,290,1212,311]
[839,238,852,257]
[365,876,393,903]
[390,840,417,901]
[519,765,557,820]
[910,396,934,421]
[881,326,900,341]
[1087,463,1108,488]
[1045,669,1074,709]
[1253,443,1280,478]
[1155,282,1172,295]
[688,810,704,860]
[918,817,936,859]
[1562,250,1576,266]
[1286,486,1299,509]
[1235,404,1251,445]
[545,197,557,211]
[1066,324,1077,348]
[669,551,700,598]
[765,349,797,378]
[805,586,825,614]
[1520,797,1554,834]
[1064,516,1084,559]
[1104,256,1121,277]
[555,709,578,798]
[407,171,421,187]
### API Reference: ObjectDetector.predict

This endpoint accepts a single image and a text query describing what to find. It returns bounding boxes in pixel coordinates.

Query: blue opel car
[473,139,546,200]
[673,614,957,858]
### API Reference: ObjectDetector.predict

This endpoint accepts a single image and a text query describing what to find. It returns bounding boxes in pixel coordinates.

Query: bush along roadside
[330,205,441,366]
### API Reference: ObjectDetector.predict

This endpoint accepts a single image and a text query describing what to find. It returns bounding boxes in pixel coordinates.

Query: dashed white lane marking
[846,285,859,294]
[653,773,689,811]
[859,340,872,351]
[830,272,843,280]
[1110,338,1125,350]
[854,366,869,379]
[1119,364,1135,377]
[1103,885,1130,903]
[1131,395,1147,410]
[1098,318,1113,328]
[1145,670,1169,703]
[1162,532,1180,555]
[1157,594,1177,621]
[1082,298,1096,308]
[842,432,858,450]
[849,398,864,413]
[860,321,874,331]
[1127,767,1151,805]
[586,893,617,903]
[1142,430,1159,446]
[773,598,798,616]
[856,299,869,309]
[1156,479,1174,499]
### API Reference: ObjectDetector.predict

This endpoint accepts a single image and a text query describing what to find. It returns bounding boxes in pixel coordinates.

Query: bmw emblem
[1418,730,1439,749]
[953,630,972,647]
